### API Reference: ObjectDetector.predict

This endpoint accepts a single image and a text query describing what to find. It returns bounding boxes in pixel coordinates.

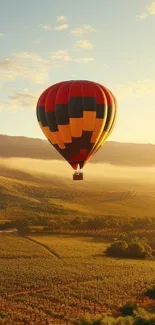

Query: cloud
[37,16,67,31]
[0,52,51,84]
[0,46,95,111]
[147,1,155,14]
[114,79,155,99]
[54,24,68,30]
[50,50,72,61]
[71,25,95,36]
[73,57,94,63]
[74,40,94,50]
[137,13,148,20]
[0,88,39,111]
[37,24,52,31]
[0,49,95,92]
[50,50,94,63]
[9,89,38,109]
[0,33,4,37]
[137,1,155,20]
[56,16,67,22]
[42,25,52,30]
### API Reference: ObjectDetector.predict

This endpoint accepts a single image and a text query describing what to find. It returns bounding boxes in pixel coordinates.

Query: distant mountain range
[0,134,155,166]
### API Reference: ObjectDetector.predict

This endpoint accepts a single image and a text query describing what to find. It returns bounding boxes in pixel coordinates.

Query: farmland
[0,233,155,324]
[0,158,155,324]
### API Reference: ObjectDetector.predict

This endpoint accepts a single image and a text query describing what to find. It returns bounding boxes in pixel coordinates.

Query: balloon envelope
[36,80,117,170]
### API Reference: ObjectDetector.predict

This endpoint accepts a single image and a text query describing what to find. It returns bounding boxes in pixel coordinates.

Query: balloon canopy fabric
[36,80,117,170]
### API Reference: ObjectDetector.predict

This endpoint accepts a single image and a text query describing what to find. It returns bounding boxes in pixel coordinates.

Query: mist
[0,157,155,184]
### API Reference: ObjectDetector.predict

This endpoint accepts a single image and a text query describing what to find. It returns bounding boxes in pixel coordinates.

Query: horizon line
[0,133,155,146]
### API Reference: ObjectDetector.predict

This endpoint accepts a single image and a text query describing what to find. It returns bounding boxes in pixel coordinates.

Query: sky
[0,0,155,144]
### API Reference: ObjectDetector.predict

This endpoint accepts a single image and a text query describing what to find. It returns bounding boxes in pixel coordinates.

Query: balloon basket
[73,171,83,181]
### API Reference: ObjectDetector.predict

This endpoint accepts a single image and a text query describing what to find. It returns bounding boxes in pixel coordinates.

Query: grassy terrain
[0,233,154,324]
[1,161,155,221]
[1,135,155,166]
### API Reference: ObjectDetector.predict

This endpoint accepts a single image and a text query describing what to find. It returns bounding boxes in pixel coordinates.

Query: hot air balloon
[36,80,117,180]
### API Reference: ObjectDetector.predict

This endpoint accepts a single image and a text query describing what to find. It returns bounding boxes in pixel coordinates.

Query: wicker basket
[73,172,83,180]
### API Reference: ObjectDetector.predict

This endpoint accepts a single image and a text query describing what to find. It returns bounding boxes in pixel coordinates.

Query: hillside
[0,134,155,228]
[0,136,155,325]
[0,134,155,166]
[0,159,155,221]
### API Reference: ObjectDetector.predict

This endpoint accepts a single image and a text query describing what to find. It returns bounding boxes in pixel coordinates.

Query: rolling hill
[0,134,155,166]
[0,158,155,221]
[0,134,155,222]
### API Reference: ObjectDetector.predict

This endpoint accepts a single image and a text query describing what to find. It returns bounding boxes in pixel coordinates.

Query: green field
[0,233,155,324]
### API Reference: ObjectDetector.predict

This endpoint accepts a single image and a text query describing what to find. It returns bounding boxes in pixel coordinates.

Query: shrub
[74,314,92,325]
[144,286,155,300]
[127,242,147,258]
[120,302,138,316]
[106,239,152,259]
[106,241,128,257]
[134,308,155,325]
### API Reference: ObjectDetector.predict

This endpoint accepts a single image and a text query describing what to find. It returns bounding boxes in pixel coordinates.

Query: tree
[127,242,145,258]
[106,241,128,257]
[106,239,153,259]
[144,286,155,300]
[120,302,138,316]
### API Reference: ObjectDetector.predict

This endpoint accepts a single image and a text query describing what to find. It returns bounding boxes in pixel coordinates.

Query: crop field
[0,162,155,324]
[0,233,155,324]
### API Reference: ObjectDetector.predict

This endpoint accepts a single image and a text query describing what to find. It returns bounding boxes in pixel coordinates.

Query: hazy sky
[0,0,155,143]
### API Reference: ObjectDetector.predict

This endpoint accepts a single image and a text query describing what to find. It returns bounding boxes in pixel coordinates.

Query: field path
[23,235,61,259]
[7,280,94,298]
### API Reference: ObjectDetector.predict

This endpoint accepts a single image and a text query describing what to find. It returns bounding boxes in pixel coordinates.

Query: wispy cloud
[137,13,148,20]
[9,89,38,109]
[147,1,155,14]
[74,40,94,50]
[0,52,50,84]
[1,88,39,111]
[41,25,52,30]
[0,45,95,111]
[50,50,72,61]
[50,50,94,63]
[37,16,67,31]
[54,24,68,30]
[137,1,155,20]
[0,49,94,86]
[71,25,95,36]
[73,57,94,63]
[114,79,155,99]
[56,15,67,22]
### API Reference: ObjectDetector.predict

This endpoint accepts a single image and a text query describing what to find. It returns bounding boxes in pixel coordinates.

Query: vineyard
[0,233,154,324]
[0,162,155,324]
